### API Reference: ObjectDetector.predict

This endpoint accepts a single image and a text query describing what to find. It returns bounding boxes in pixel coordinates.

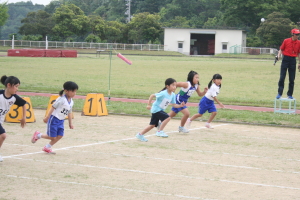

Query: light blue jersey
[151,90,176,113]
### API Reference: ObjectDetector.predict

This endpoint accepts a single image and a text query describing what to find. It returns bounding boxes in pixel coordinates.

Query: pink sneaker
[31,131,40,143]
[42,146,56,154]
[205,123,214,129]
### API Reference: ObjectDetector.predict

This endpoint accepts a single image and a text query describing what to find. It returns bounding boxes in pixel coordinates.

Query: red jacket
[280,38,300,57]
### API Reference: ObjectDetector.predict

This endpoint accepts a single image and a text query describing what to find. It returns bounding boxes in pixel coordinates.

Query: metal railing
[0,40,165,51]
[241,47,278,55]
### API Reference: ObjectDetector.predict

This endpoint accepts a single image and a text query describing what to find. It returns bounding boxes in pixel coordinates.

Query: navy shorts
[47,115,64,137]
[150,111,170,127]
[0,124,5,134]
[198,96,217,114]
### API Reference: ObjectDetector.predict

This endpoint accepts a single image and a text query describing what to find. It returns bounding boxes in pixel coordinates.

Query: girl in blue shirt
[136,78,185,142]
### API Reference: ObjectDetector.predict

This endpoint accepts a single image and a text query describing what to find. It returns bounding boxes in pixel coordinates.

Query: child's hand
[19,118,26,128]
[69,124,74,129]
[146,105,151,110]
[180,102,186,107]
[219,103,225,108]
[204,87,208,93]
[43,117,48,123]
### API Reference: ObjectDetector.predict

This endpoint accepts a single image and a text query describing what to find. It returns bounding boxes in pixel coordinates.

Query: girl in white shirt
[187,74,224,129]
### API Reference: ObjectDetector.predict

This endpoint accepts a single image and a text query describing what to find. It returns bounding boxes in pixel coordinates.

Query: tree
[19,10,54,40]
[162,16,190,28]
[256,12,296,48]
[52,4,89,40]
[88,15,105,39]
[103,21,125,43]
[127,12,162,44]
[0,3,9,27]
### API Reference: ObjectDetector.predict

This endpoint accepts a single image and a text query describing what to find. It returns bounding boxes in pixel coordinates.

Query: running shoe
[179,126,189,133]
[156,131,168,138]
[185,118,191,129]
[31,131,40,143]
[205,123,214,129]
[135,133,148,142]
[42,146,56,154]
[276,94,281,99]
[287,96,294,99]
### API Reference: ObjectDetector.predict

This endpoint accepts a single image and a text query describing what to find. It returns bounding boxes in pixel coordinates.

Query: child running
[31,81,78,154]
[168,70,207,133]
[187,74,224,129]
[0,75,27,162]
[136,78,185,142]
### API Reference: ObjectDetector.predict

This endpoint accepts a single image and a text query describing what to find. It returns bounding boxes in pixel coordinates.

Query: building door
[178,42,183,53]
[190,33,215,55]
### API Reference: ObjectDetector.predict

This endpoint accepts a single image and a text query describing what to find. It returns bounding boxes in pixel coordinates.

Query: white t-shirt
[52,95,73,120]
[204,83,220,101]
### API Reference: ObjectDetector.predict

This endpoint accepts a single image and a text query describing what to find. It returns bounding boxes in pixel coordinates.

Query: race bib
[159,98,170,109]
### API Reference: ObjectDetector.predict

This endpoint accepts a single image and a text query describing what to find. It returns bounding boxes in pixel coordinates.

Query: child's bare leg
[180,108,190,127]
[158,117,171,131]
[140,125,155,135]
[190,113,203,121]
[41,135,63,146]
[168,111,176,118]
[207,112,217,123]
[0,133,7,148]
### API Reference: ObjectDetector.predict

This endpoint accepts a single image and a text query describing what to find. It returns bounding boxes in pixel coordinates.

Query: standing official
[276,28,300,99]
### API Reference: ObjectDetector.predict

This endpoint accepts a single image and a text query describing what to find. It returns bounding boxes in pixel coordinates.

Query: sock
[139,133,142,135]
[37,133,42,139]
[46,144,52,148]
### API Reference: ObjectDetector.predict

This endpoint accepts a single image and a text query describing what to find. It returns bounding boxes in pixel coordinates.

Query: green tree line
[0,0,300,48]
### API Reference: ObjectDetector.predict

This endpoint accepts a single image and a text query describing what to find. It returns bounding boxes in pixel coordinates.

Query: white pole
[12,35,14,49]
[46,36,48,49]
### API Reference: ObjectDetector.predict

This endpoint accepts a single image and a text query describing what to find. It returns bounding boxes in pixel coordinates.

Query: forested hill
[1,0,300,48]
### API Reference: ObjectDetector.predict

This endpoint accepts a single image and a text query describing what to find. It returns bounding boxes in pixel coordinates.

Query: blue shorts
[198,96,217,114]
[0,124,5,134]
[47,115,64,137]
[171,105,187,113]
[150,111,169,127]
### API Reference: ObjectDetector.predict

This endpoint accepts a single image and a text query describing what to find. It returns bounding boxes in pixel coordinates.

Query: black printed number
[87,97,104,113]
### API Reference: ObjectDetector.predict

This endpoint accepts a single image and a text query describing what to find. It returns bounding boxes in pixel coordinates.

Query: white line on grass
[7,158,300,191]
[4,174,216,200]
[3,124,229,159]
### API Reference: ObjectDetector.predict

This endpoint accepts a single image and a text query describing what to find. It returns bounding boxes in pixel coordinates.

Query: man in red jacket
[276,28,300,99]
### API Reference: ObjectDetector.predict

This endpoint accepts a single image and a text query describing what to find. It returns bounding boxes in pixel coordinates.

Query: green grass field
[0,51,299,127]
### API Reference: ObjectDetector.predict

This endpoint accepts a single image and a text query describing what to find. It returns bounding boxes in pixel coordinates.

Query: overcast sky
[3,0,52,5]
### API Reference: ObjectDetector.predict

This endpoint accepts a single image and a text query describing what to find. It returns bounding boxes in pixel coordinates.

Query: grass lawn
[1,50,296,127]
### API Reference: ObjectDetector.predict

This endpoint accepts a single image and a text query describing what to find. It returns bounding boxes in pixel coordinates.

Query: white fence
[242,47,278,55]
[0,40,165,51]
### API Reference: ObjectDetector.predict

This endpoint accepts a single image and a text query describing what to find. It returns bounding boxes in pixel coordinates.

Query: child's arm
[146,94,156,110]
[171,101,186,108]
[68,112,73,129]
[20,105,26,128]
[43,106,55,123]
[213,97,224,108]
[196,86,208,97]
[176,82,189,88]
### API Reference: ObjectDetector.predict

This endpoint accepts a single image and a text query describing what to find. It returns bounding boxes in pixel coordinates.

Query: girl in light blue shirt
[136,78,185,142]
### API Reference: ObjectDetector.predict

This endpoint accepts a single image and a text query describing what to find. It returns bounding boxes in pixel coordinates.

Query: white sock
[46,144,52,148]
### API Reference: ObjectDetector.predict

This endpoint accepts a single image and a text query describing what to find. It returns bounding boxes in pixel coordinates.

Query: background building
[164,28,247,55]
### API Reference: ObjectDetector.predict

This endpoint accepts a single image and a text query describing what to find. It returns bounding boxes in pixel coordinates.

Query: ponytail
[1,75,20,87]
[208,74,222,89]
[59,89,64,96]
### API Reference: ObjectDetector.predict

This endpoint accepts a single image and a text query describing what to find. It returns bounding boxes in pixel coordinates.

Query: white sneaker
[0,154,3,162]
[205,123,214,129]
[179,126,189,133]
[185,118,191,129]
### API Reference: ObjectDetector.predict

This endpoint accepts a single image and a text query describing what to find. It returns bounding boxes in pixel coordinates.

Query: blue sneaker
[287,96,294,99]
[135,133,148,142]
[276,94,281,99]
[155,131,168,138]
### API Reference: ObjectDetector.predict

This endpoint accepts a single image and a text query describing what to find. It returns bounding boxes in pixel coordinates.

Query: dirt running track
[0,109,299,200]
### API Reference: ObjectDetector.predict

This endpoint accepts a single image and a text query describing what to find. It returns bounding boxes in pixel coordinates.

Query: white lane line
[3,124,230,158]
[70,150,300,174]
[7,158,300,191]
[4,175,215,200]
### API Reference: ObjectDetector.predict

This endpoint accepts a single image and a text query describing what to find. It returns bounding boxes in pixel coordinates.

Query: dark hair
[59,81,79,96]
[160,78,176,91]
[208,74,222,89]
[187,70,199,86]
[1,75,20,87]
